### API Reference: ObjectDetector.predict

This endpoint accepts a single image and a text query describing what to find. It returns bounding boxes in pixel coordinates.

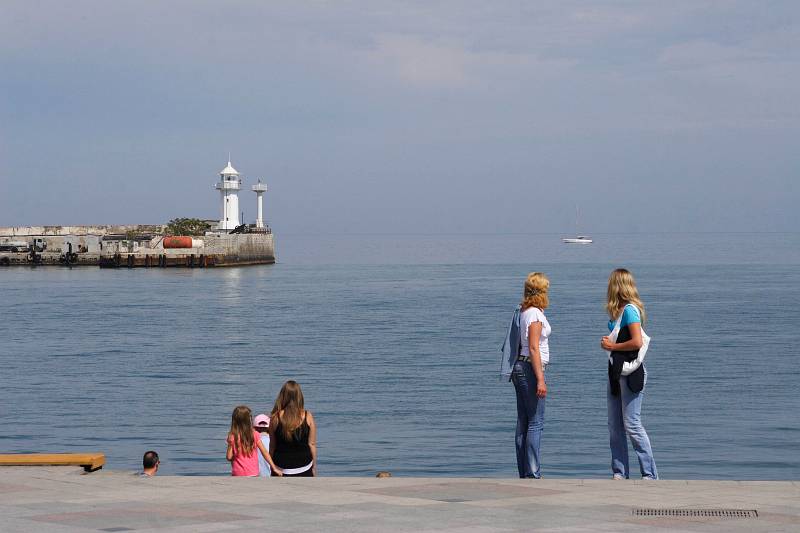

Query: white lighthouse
[214,159,241,230]
[252,179,268,229]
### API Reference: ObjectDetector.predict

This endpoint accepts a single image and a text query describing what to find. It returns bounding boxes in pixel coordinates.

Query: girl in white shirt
[511,272,551,478]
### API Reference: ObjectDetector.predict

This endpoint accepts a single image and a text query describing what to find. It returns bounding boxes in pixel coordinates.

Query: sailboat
[562,205,592,244]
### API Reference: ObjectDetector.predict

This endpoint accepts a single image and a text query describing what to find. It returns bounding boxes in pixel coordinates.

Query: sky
[1,1,798,234]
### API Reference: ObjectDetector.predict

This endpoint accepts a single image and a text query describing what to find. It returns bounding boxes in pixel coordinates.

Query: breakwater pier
[0,467,797,532]
[0,224,275,267]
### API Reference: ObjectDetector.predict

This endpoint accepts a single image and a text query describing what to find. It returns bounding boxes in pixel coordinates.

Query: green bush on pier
[165,218,211,236]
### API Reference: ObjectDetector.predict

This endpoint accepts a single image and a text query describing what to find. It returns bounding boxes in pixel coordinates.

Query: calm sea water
[1,233,799,479]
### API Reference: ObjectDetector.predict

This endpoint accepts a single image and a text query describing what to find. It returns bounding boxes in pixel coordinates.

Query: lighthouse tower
[252,179,268,228]
[214,159,241,230]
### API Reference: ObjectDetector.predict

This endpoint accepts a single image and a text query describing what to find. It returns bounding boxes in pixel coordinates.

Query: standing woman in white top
[512,272,551,479]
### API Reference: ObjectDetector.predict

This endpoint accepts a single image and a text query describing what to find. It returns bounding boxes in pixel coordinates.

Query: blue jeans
[607,369,658,479]
[511,360,546,478]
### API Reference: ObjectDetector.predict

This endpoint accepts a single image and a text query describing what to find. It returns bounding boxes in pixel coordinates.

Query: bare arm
[226,435,234,462]
[601,321,643,351]
[528,321,547,398]
[307,411,317,476]
[268,424,276,457]
[257,438,282,476]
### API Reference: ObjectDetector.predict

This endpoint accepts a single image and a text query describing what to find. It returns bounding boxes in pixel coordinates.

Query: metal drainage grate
[633,508,758,519]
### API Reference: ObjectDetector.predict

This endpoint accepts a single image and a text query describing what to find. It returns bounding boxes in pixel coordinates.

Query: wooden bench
[0,453,105,472]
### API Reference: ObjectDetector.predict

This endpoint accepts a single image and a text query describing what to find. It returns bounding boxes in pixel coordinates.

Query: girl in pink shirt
[226,405,282,477]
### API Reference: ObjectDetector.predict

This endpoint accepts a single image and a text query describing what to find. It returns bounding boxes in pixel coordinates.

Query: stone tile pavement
[0,467,797,532]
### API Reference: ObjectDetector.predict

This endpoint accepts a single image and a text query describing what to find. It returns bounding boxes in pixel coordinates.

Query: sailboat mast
[563,204,592,243]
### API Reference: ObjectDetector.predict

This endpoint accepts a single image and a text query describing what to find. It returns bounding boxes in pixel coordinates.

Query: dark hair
[271,380,306,441]
[143,450,159,469]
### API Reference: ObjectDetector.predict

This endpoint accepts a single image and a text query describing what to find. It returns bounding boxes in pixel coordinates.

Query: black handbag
[608,324,645,395]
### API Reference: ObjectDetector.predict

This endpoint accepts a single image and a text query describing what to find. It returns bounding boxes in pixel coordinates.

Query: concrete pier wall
[0,225,162,255]
[0,225,275,267]
[0,225,166,237]
[206,233,276,265]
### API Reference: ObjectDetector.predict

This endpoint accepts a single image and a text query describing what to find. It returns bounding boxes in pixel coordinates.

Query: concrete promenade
[1,467,798,532]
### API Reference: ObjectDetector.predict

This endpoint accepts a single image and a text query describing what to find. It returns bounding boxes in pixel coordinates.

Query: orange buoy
[163,236,201,249]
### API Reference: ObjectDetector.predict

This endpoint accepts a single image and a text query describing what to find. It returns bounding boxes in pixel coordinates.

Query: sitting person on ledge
[269,380,317,477]
[227,405,282,477]
[140,450,159,477]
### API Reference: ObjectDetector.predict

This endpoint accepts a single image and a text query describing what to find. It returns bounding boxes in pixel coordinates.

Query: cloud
[652,26,800,128]
[570,6,646,30]
[359,33,574,90]
[365,34,469,89]
[659,40,762,68]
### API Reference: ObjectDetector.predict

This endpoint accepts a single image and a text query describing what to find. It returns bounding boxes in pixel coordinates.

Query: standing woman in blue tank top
[600,268,658,480]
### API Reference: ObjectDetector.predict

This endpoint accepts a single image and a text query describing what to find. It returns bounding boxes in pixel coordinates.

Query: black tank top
[273,412,312,469]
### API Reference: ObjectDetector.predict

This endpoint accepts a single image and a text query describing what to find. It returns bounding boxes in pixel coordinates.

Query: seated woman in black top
[269,380,317,477]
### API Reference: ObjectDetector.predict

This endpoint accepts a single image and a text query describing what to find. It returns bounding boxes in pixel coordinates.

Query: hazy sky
[1,1,798,233]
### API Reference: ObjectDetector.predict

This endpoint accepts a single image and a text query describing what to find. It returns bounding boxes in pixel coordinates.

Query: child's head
[229,405,255,454]
[253,413,270,434]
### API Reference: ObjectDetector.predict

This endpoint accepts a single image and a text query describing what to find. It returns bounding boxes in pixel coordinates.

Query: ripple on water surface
[1,235,799,478]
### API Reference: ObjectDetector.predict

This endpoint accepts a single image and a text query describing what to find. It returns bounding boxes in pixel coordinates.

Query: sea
[1,232,799,479]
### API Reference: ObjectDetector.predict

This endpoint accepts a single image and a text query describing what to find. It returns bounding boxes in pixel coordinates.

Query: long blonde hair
[229,405,255,455]
[606,268,646,323]
[271,380,305,440]
[521,272,549,310]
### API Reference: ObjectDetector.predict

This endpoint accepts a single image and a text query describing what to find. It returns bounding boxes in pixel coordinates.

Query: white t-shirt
[257,434,271,477]
[520,307,551,364]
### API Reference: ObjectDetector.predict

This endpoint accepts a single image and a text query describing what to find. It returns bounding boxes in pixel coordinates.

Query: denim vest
[500,306,521,381]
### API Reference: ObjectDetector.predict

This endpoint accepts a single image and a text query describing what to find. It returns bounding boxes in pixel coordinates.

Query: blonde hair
[229,405,255,455]
[271,380,306,441]
[606,268,646,323]
[521,272,549,310]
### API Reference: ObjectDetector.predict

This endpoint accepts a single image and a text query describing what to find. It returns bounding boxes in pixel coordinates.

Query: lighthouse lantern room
[214,159,241,230]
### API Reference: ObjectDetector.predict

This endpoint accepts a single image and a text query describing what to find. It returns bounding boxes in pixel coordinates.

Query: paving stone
[0,467,797,532]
